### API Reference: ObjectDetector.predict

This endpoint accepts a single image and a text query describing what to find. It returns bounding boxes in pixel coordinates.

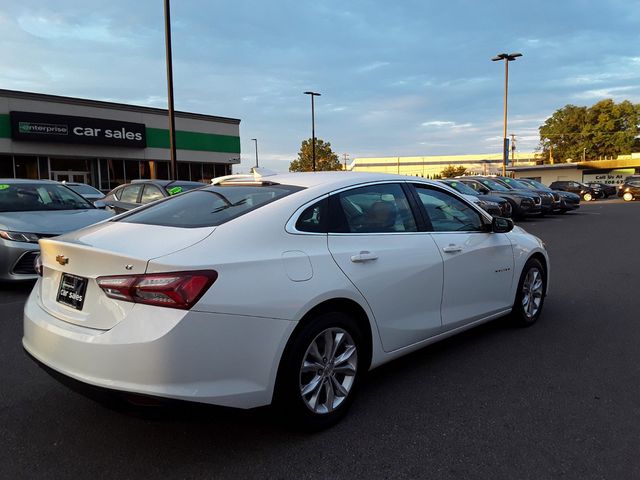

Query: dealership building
[0,89,241,191]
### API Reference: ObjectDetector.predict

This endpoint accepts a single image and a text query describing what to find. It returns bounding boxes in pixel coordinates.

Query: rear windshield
[67,184,103,195]
[119,184,303,228]
[0,182,94,212]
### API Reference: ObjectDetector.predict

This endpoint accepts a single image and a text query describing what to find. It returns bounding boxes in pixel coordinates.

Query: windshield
[498,178,530,190]
[120,184,303,228]
[478,178,509,192]
[443,180,477,196]
[513,179,537,190]
[0,182,94,212]
[524,179,548,190]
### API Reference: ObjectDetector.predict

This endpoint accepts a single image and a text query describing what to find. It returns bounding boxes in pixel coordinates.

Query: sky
[1,0,639,172]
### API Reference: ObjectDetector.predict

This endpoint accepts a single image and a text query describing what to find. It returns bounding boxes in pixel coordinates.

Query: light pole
[304,91,321,171]
[163,0,178,180]
[492,52,522,176]
[251,138,259,168]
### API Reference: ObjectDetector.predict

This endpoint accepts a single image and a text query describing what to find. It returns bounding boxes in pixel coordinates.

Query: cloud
[357,61,390,73]
[573,85,639,100]
[421,120,473,129]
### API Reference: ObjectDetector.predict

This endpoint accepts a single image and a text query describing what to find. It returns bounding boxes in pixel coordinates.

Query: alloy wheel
[299,327,358,414]
[521,267,544,319]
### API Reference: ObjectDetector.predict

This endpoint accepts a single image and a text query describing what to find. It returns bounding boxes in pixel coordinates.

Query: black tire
[511,258,547,327]
[274,311,365,431]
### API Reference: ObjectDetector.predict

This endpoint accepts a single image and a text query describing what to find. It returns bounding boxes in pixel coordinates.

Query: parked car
[457,176,542,219]
[101,179,205,214]
[439,179,512,217]
[0,179,113,281]
[549,180,601,202]
[490,176,556,215]
[23,171,549,430]
[514,178,564,213]
[618,179,640,201]
[585,182,617,198]
[62,182,105,201]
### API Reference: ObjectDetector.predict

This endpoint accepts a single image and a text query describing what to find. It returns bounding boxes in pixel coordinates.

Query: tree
[440,165,467,178]
[538,99,640,163]
[289,138,342,172]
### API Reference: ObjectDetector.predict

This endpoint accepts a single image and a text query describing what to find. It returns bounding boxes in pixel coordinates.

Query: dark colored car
[439,179,512,217]
[549,180,601,202]
[100,180,205,214]
[458,176,542,219]
[586,182,617,198]
[515,178,565,213]
[618,179,640,201]
[491,176,556,216]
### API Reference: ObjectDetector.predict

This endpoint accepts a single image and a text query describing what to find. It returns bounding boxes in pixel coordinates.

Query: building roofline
[507,163,580,171]
[0,88,241,125]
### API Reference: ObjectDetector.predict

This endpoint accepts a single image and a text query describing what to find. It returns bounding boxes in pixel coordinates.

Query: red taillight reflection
[96,270,218,310]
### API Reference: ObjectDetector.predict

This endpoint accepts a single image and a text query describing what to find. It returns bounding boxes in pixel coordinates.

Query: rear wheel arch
[273,298,373,399]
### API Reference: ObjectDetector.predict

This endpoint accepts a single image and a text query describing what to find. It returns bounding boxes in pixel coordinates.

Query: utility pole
[510,133,516,165]
[164,0,178,180]
[342,153,349,171]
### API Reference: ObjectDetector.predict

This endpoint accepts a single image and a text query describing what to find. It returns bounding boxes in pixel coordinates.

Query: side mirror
[492,216,514,233]
[93,200,106,209]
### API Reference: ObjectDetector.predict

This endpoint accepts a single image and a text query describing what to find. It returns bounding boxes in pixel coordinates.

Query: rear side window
[120,184,302,228]
[295,198,328,233]
[120,185,142,203]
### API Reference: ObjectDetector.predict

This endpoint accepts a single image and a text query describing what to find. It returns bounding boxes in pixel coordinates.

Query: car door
[326,182,444,352]
[411,183,515,329]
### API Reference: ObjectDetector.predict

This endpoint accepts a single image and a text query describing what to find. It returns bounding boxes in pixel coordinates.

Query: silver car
[0,179,113,281]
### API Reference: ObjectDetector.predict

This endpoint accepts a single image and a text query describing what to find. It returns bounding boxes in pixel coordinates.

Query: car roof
[212,171,443,191]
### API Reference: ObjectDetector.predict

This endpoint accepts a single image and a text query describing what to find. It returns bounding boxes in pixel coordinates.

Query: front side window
[414,185,485,232]
[120,184,302,228]
[330,183,417,233]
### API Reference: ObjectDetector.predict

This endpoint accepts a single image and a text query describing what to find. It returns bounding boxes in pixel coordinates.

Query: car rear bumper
[23,286,296,409]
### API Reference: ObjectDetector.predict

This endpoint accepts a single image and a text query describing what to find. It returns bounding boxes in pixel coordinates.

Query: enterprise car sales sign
[10,111,147,148]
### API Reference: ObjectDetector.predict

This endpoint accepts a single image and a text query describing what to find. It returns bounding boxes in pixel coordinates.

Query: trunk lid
[38,221,215,330]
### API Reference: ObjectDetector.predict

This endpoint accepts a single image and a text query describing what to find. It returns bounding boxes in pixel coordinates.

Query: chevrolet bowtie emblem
[56,255,69,266]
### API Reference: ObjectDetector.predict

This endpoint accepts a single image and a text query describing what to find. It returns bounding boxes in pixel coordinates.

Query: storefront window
[0,155,14,178]
[14,156,39,179]
[156,161,170,180]
[107,159,125,188]
[38,157,49,179]
[124,160,140,183]
[215,164,229,177]
[202,163,215,183]
[177,162,190,180]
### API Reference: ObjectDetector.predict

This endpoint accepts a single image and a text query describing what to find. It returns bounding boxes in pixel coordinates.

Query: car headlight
[0,230,40,243]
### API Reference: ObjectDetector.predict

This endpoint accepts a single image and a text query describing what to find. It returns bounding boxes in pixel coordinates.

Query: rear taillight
[96,270,218,310]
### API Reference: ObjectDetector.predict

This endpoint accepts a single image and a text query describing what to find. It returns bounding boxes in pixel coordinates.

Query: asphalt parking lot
[1,199,639,480]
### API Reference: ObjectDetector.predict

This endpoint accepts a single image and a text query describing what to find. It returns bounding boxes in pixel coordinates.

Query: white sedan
[23,171,549,430]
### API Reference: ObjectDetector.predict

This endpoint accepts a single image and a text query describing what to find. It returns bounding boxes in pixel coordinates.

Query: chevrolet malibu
[23,171,549,430]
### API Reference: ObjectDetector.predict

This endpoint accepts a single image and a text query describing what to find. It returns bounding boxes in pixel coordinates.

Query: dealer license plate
[57,273,88,310]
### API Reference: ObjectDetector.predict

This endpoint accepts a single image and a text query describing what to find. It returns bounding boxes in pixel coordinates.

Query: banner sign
[10,111,146,148]
[582,168,635,186]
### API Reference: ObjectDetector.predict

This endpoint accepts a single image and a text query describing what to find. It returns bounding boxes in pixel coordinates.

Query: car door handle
[442,245,463,253]
[350,251,379,263]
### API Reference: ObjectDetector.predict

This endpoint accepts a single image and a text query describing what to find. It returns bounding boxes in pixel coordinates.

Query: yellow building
[348,152,538,177]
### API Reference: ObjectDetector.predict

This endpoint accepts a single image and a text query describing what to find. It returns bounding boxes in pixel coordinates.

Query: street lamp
[491,52,522,176]
[251,138,259,168]
[303,91,321,171]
